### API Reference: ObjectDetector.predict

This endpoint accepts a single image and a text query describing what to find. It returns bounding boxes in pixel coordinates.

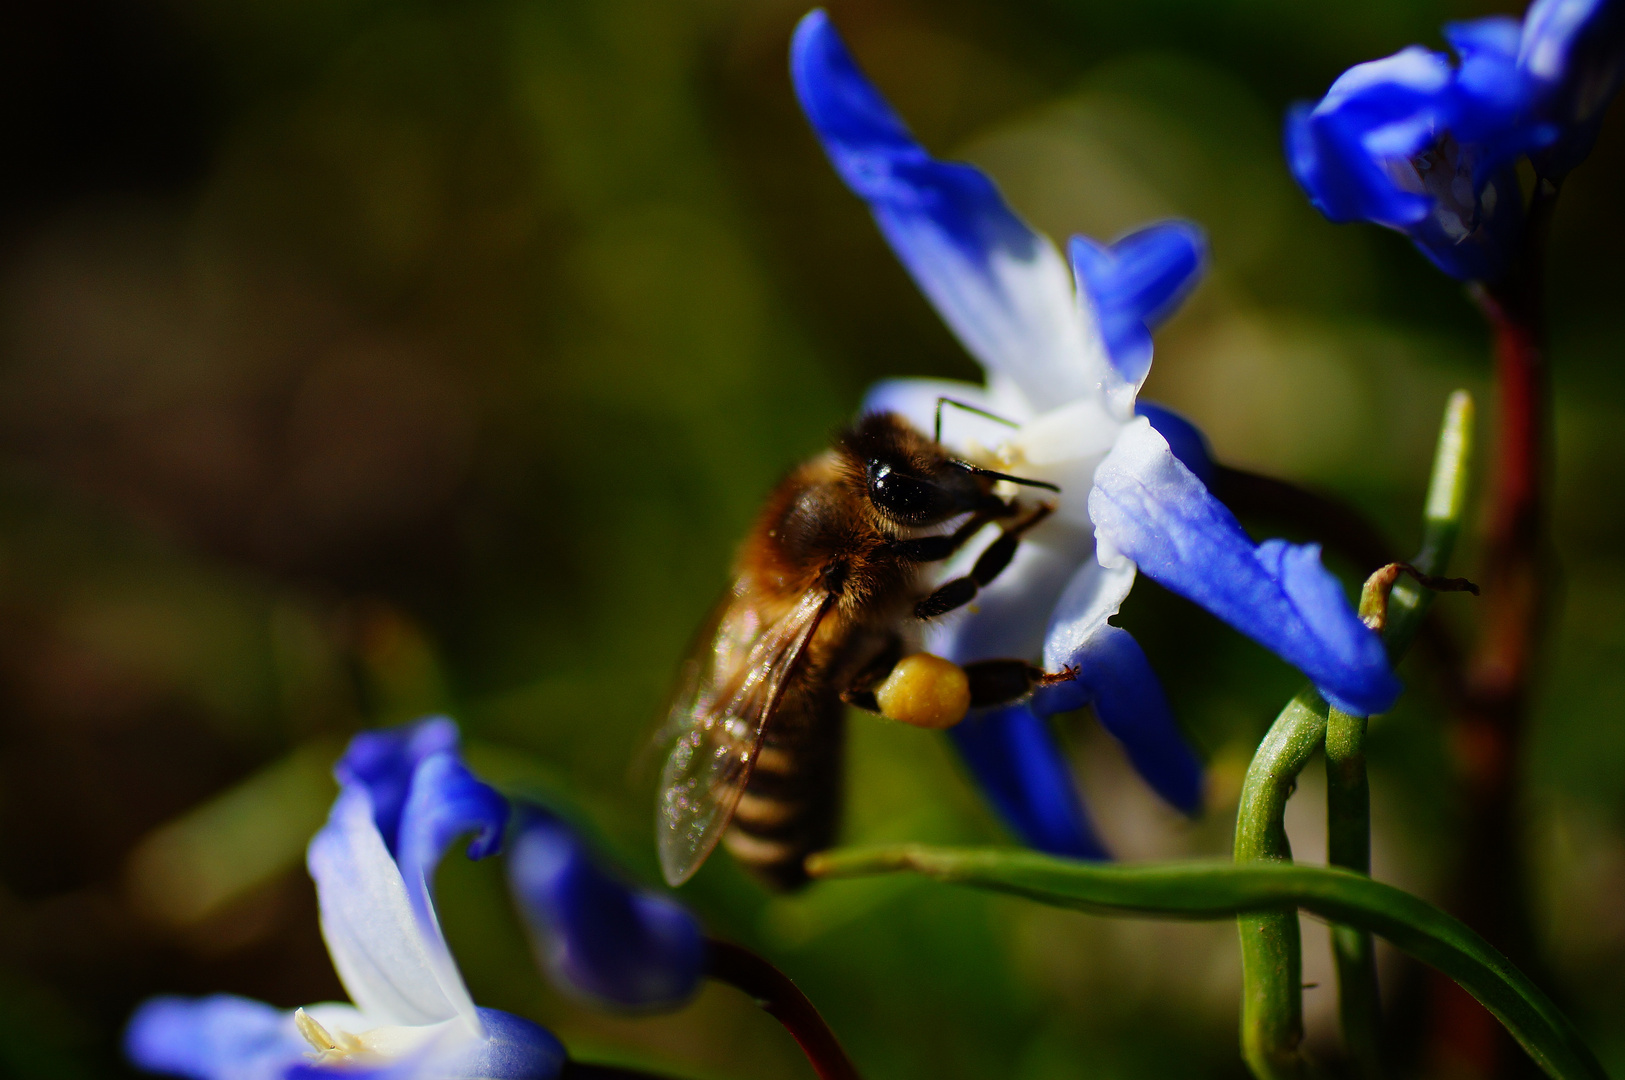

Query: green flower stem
[805,847,1606,1080]
[1386,389,1475,653]
[1325,706,1380,1080]
[1234,690,1327,1080]
[1239,390,1476,1078]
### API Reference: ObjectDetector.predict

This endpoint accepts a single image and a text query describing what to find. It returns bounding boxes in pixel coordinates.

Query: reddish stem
[1422,179,1560,1079]
[705,938,861,1080]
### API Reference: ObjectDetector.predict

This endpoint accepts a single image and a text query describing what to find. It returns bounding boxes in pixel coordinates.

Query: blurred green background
[1,0,1623,1076]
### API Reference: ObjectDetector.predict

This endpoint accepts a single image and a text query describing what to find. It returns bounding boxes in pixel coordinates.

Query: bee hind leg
[962,659,1078,708]
[839,634,905,715]
[914,504,1053,619]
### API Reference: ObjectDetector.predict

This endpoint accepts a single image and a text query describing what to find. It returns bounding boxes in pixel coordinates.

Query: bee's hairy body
[654,412,1067,891]
[721,448,920,888]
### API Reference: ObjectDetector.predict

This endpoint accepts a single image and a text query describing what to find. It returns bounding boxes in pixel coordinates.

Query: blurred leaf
[124,739,338,927]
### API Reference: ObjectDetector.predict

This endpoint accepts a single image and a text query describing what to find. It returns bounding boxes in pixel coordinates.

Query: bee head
[841,412,1056,527]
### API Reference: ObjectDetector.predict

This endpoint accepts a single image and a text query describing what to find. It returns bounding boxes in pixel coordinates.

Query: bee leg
[914,505,1053,619]
[840,635,906,714]
[963,659,1079,707]
[887,502,1015,563]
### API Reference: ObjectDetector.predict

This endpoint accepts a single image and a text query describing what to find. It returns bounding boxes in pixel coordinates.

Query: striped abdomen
[722,687,845,890]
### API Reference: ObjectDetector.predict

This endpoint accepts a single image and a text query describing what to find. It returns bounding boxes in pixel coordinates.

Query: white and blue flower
[792,10,1399,857]
[125,718,566,1080]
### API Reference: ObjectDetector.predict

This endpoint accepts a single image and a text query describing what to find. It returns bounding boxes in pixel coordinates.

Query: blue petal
[1069,223,1206,386]
[1456,15,1527,112]
[507,808,704,1011]
[125,995,304,1080]
[1089,421,1400,716]
[456,1010,568,1080]
[1519,0,1625,175]
[790,10,1103,407]
[1033,626,1204,815]
[1133,400,1214,485]
[396,751,509,930]
[949,703,1109,859]
[1286,47,1453,229]
[1447,18,1558,183]
[336,717,461,856]
[1447,15,1526,120]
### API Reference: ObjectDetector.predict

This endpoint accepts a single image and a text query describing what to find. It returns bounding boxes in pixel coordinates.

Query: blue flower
[1284,38,1529,281]
[792,10,1398,857]
[1515,0,1625,176]
[506,807,705,1011]
[1287,0,1625,279]
[125,718,566,1080]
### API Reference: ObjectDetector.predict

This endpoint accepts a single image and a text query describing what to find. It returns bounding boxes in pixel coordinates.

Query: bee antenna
[950,461,1061,493]
[934,397,1019,445]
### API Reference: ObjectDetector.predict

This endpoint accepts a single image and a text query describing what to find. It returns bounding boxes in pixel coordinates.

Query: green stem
[1387,390,1475,652]
[1234,691,1327,1080]
[1325,707,1381,1080]
[806,847,1606,1080]
[1237,391,1476,1078]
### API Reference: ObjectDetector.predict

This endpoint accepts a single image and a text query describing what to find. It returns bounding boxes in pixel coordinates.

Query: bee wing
[628,588,741,790]
[655,587,833,886]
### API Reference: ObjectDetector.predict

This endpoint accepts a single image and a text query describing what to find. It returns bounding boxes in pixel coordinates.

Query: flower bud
[507,808,705,1011]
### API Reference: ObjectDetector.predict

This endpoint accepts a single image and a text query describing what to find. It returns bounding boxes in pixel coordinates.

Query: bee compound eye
[875,654,971,729]
[866,460,951,524]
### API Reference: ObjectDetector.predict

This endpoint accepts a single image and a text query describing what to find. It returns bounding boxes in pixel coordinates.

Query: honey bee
[655,408,1074,889]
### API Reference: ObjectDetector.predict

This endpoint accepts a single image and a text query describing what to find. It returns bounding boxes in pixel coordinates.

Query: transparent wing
[628,589,738,791]
[656,587,832,886]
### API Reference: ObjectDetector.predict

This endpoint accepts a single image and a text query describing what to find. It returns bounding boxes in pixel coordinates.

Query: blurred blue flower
[792,9,1398,857]
[507,806,705,1011]
[125,718,566,1080]
[1287,0,1625,279]
[1285,39,1529,281]
[1514,0,1625,175]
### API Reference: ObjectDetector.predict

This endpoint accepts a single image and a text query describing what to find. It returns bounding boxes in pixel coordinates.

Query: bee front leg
[886,502,1015,564]
[914,504,1053,619]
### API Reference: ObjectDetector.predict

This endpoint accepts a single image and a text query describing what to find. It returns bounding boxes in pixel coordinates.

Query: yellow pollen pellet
[875,653,970,729]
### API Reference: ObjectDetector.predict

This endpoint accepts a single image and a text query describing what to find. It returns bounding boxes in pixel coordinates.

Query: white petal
[927,538,1084,663]
[1042,556,1139,671]
[352,1017,465,1060]
[1072,269,1139,420]
[886,225,1109,411]
[860,378,1026,456]
[1011,397,1122,467]
[306,787,477,1032]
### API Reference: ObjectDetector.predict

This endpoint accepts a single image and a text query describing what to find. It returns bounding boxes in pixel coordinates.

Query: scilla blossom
[1287,0,1625,280]
[125,719,565,1080]
[792,10,1398,856]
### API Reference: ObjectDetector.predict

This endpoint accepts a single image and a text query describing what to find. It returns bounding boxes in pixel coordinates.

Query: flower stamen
[294,1008,363,1061]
